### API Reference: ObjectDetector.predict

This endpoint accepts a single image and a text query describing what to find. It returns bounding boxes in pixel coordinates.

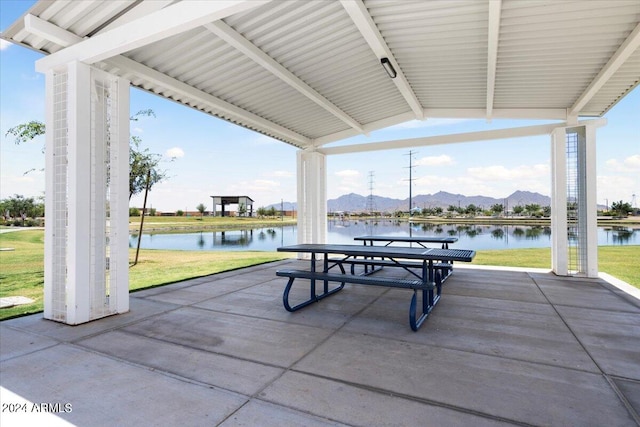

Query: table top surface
[354,235,458,243]
[277,244,475,261]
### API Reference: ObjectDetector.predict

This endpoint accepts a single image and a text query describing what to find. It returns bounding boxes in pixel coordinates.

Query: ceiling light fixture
[380,57,397,79]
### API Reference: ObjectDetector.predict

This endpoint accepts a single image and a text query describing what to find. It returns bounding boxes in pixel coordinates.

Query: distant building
[210,196,254,217]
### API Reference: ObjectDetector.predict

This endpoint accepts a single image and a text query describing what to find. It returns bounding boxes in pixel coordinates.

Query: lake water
[130,219,639,251]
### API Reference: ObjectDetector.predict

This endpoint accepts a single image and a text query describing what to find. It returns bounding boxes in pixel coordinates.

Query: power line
[367,171,376,215]
[404,150,418,213]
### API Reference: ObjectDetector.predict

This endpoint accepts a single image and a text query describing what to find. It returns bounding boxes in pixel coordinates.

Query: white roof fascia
[35,0,271,72]
[340,0,424,120]
[569,21,640,116]
[486,0,502,121]
[204,20,365,135]
[318,119,607,156]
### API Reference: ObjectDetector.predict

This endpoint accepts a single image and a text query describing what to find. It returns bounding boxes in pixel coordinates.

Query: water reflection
[130,221,637,251]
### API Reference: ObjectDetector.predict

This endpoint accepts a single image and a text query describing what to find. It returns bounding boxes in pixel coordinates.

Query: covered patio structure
[1,0,638,321]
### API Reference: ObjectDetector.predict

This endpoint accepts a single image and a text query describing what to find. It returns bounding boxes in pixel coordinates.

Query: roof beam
[24,13,83,47]
[35,0,270,72]
[340,0,424,120]
[486,0,502,121]
[313,107,568,147]
[23,14,310,147]
[569,21,640,116]
[319,119,607,156]
[204,21,365,134]
[96,0,175,34]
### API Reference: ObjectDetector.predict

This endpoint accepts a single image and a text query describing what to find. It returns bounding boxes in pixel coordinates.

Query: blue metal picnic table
[276,244,475,330]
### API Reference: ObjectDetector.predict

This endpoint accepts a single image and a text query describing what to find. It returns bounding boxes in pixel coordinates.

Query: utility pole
[404,150,417,215]
[367,171,376,216]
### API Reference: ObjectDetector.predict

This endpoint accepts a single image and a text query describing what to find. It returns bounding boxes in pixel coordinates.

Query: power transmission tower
[404,150,418,214]
[367,171,376,216]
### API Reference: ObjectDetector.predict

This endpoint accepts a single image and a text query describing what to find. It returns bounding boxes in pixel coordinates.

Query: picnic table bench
[276,244,475,331]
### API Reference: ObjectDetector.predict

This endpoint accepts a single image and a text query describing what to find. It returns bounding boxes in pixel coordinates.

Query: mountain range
[271,190,551,213]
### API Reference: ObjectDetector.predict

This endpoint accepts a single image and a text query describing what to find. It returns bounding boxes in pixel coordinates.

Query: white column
[550,124,599,278]
[551,128,569,276]
[43,61,130,324]
[66,61,93,324]
[113,71,131,313]
[583,125,599,277]
[296,150,327,249]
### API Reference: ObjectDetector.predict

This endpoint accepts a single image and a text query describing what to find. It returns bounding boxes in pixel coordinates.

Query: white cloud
[269,170,294,178]
[606,154,640,173]
[335,169,360,177]
[467,164,549,181]
[597,175,637,204]
[415,154,454,167]
[165,147,184,159]
[0,40,13,50]
[132,127,143,134]
[625,154,640,169]
[251,134,280,145]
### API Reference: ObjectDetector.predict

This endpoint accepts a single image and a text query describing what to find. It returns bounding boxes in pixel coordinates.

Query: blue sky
[1,1,638,212]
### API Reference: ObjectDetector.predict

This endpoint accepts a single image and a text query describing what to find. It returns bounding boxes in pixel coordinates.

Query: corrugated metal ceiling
[2,0,639,149]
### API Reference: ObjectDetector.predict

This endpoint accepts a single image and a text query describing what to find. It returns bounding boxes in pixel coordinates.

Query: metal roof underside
[2,0,639,150]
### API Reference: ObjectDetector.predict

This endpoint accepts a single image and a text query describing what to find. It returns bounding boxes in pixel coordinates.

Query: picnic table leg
[410,260,436,331]
[282,254,346,312]
[310,253,317,300]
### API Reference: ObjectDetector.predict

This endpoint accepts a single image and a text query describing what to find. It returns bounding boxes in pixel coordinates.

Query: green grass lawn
[1,229,638,321]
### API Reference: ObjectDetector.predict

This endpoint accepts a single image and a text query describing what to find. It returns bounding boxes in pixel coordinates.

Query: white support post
[114,73,131,313]
[66,61,92,324]
[583,125,599,277]
[551,128,568,276]
[42,61,130,324]
[43,69,58,321]
[296,150,327,254]
[550,124,599,278]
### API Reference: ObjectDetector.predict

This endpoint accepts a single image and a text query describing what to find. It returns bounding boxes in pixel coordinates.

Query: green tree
[238,203,247,217]
[465,204,478,216]
[611,200,632,217]
[524,204,541,217]
[196,203,207,219]
[5,110,168,201]
[491,204,504,216]
[513,205,524,216]
[256,207,267,218]
[0,194,44,221]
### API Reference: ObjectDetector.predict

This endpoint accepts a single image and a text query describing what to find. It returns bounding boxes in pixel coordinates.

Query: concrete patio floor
[1,260,639,426]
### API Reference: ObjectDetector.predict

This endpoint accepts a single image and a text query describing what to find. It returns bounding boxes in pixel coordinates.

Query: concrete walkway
[1,261,639,426]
